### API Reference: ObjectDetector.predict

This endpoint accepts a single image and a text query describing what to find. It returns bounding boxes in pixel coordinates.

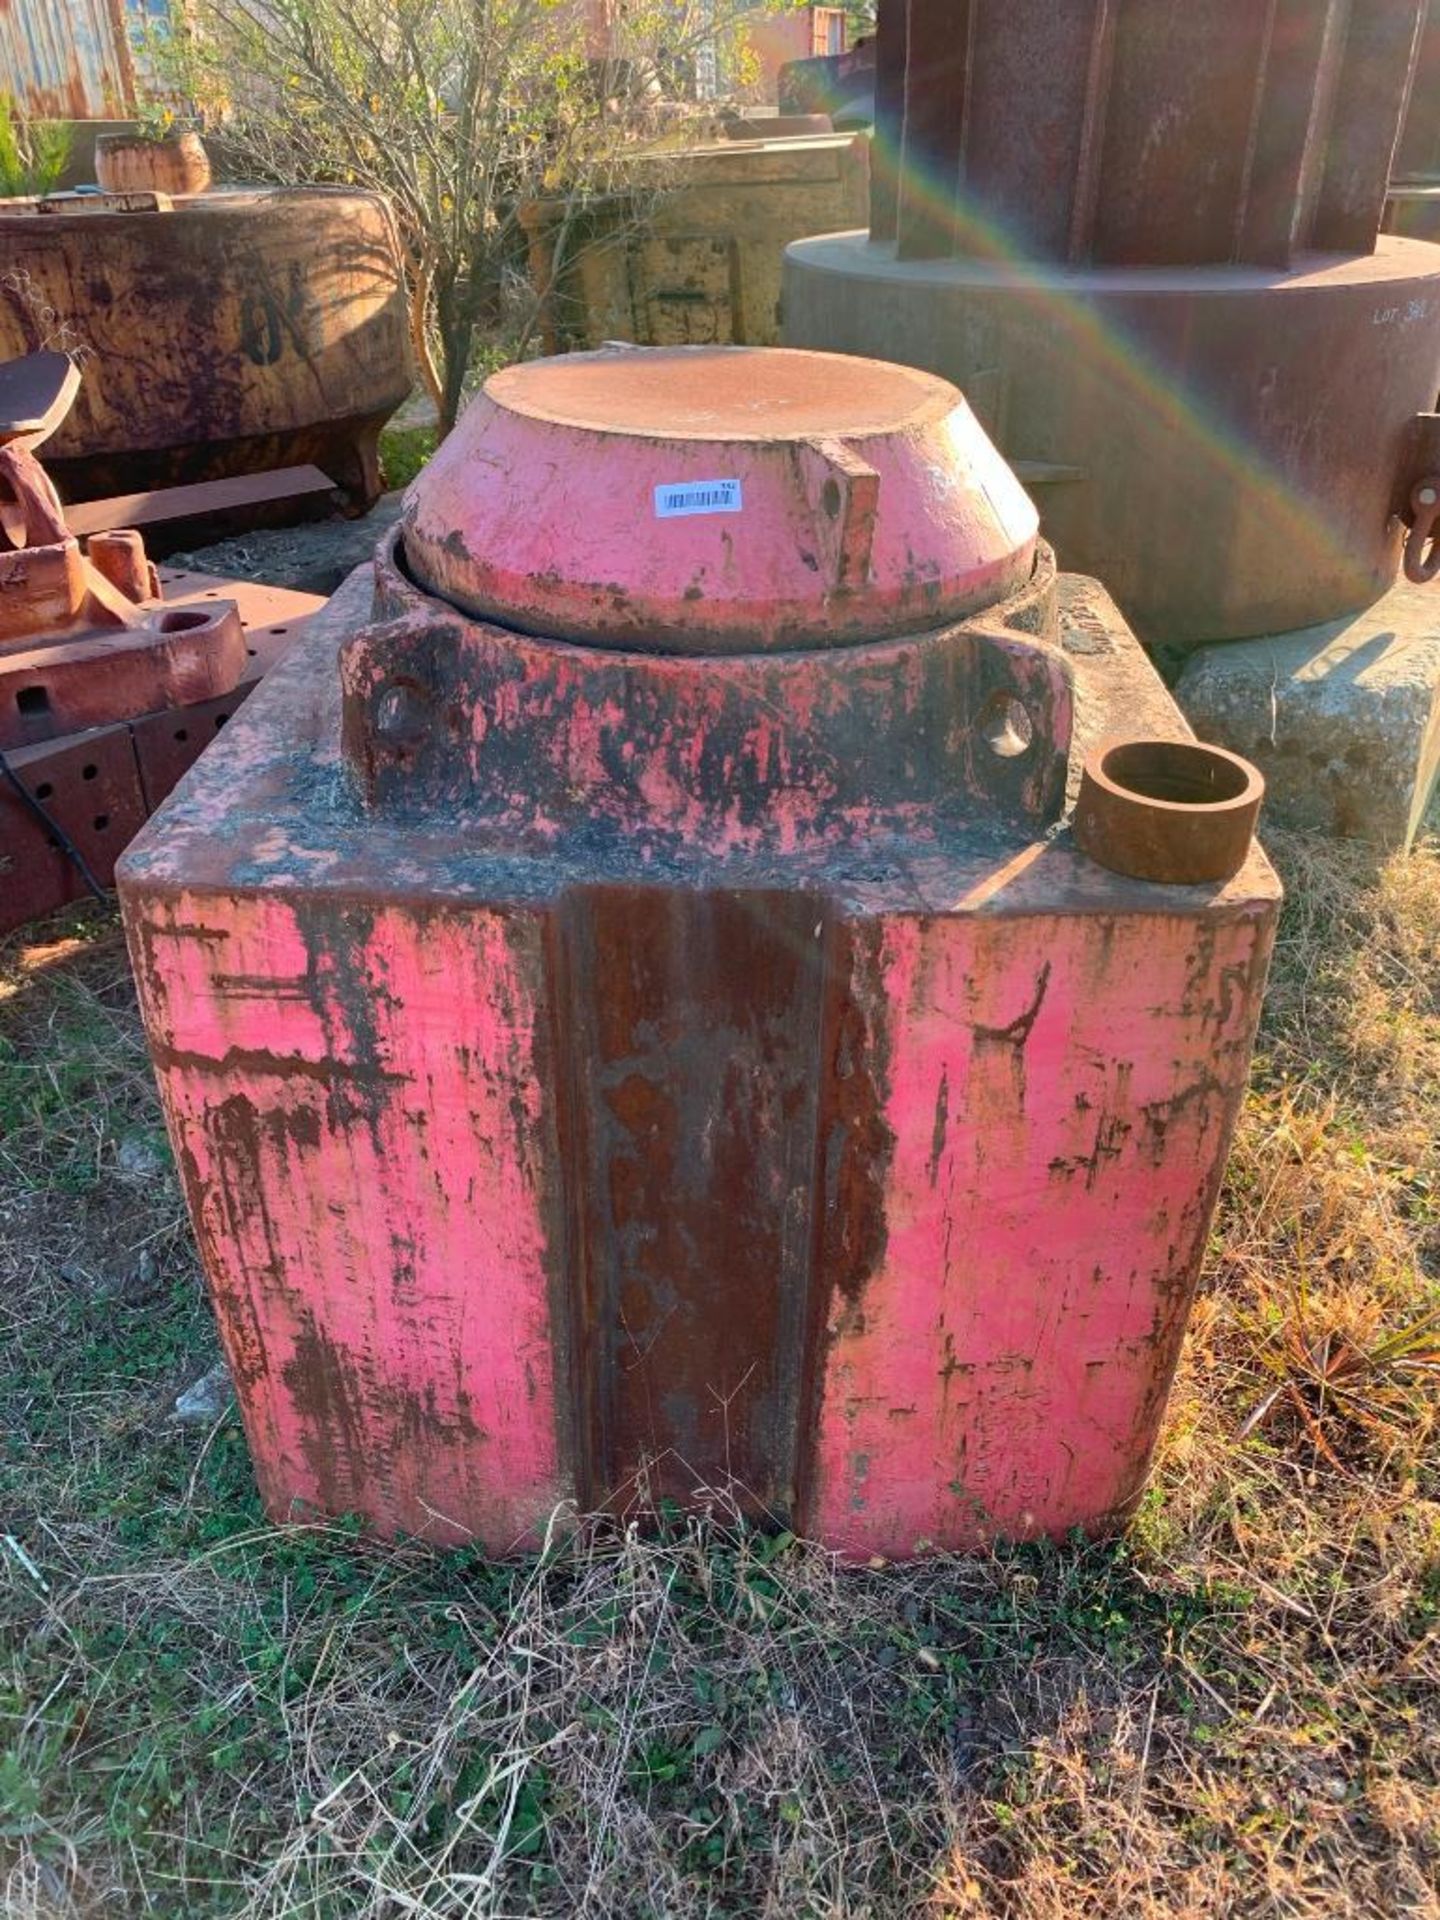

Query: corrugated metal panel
[0,0,136,120]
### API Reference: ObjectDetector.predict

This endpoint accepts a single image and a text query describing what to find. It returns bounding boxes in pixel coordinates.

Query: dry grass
[2,828,1438,1918]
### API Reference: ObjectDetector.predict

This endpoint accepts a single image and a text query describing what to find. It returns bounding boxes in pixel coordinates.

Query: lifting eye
[978,691,1034,759]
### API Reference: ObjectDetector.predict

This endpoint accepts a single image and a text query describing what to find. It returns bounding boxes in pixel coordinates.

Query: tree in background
[0,99,71,199]
[168,0,782,437]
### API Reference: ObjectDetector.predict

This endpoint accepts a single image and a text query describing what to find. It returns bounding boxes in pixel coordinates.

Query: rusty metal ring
[1404,475,1440,586]
[1072,737,1264,885]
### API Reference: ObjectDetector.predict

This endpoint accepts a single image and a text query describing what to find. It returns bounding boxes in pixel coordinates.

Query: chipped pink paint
[809,907,1271,1555]
[131,889,567,1546]
[402,346,1039,654]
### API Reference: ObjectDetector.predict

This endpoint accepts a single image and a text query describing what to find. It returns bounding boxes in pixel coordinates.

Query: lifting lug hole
[373,680,430,750]
[979,691,1034,759]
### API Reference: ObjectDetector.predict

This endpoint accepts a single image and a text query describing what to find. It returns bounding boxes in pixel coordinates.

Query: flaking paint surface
[807,906,1274,1554]
[129,888,568,1546]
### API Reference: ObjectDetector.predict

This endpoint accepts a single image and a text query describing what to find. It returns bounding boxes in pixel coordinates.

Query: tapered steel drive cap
[401,345,1039,654]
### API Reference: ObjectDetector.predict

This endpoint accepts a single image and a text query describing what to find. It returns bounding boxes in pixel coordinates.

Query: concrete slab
[1175,578,1440,849]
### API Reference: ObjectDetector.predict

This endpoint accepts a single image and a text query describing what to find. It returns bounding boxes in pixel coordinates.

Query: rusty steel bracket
[0,567,322,935]
[1404,473,1440,584]
[0,350,336,934]
[795,435,881,592]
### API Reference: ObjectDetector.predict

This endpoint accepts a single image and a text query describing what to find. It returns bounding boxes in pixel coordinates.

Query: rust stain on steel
[873,0,1423,266]
[0,189,410,511]
[0,0,134,121]
[812,919,895,1318]
[560,886,826,1513]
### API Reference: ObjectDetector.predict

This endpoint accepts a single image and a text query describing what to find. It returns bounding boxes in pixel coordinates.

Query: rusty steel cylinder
[785,0,1440,649]
[1387,2,1440,239]
[120,346,1279,1559]
[0,187,410,509]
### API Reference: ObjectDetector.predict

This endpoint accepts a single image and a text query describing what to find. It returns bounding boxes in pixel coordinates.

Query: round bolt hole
[173,727,189,743]
[93,814,109,832]
[81,763,98,781]
[373,680,430,749]
[34,781,53,800]
[156,608,212,633]
[979,692,1034,759]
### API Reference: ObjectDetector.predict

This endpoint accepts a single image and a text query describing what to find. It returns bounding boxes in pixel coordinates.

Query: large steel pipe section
[1387,1,1440,239]
[785,0,1440,649]
[119,346,1279,1558]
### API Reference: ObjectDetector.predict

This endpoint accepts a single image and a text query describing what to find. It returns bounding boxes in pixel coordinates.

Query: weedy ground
[1,829,1437,1919]
[378,423,439,493]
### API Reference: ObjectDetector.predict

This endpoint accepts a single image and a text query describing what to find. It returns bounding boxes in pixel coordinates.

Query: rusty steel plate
[131,682,257,809]
[0,722,148,931]
[0,567,324,932]
[64,465,338,539]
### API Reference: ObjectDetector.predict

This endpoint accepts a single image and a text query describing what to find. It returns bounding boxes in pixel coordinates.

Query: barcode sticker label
[654,478,743,518]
